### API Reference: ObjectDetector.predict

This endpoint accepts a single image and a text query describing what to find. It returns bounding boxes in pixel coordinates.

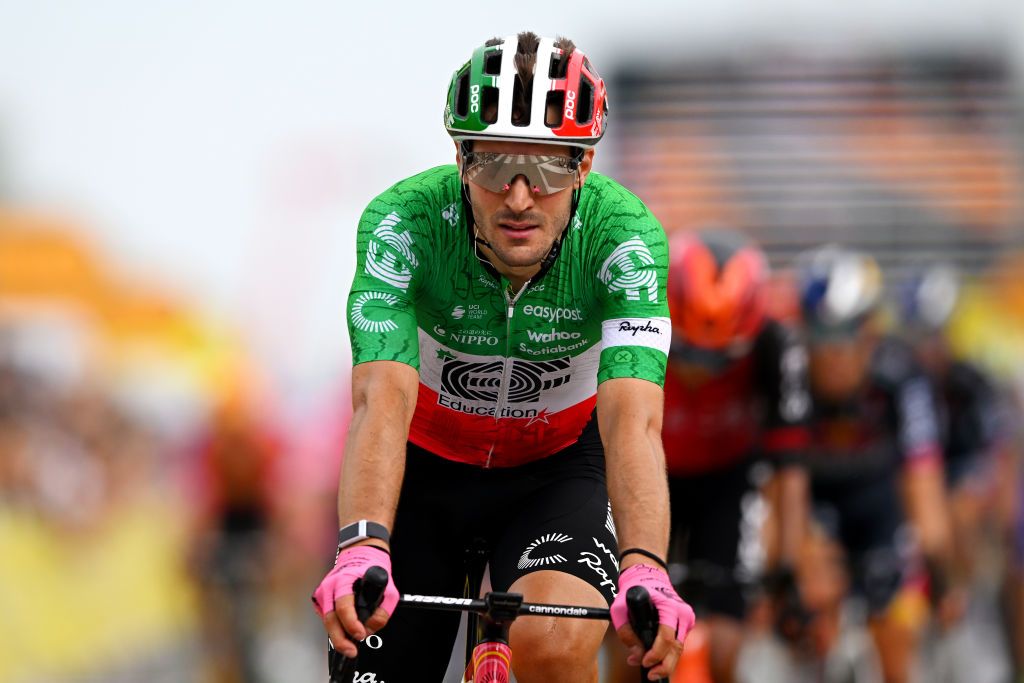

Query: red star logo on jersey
[526,408,551,427]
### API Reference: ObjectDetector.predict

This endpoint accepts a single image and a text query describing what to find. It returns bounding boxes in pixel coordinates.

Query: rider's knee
[510,616,603,680]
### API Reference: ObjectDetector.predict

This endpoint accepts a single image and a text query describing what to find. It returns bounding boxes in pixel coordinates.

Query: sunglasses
[462,152,579,196]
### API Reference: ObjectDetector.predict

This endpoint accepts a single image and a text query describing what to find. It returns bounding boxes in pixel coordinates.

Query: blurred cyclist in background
[656,229,812,683]
[795,245,955,683]
[188,398,282,683]
[898,264,1019,681]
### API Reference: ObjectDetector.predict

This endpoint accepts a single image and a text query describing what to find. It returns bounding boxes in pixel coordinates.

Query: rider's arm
[601,377,692,680]
[337,359,420,547]
[598,376,670,566]
[773,465,810,567]
[895,374,954,598]
[756,321,813,569]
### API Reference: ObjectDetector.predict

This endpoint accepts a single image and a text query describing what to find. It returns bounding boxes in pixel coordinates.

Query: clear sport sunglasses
[462,152,579,195]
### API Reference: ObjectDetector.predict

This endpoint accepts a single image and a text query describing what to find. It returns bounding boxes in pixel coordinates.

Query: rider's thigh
[508,570,607,683]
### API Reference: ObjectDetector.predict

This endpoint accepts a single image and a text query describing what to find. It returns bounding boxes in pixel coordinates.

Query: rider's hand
[311,545,399,657]
[611,563,696,680]
[764,564,811,646]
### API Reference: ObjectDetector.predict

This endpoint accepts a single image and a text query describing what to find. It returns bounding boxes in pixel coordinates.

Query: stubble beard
[473,206,570,269]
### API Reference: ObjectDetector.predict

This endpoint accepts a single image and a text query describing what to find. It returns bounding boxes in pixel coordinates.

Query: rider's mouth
[499,222,538,235]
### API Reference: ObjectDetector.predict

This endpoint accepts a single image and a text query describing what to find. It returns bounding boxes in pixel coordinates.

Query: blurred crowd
[0,219,344,682]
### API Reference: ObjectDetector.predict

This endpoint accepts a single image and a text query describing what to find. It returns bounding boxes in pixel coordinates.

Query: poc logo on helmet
[564,89,577,121]
[469,84,481,114]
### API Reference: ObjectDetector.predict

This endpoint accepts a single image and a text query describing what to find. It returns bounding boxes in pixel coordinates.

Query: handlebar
[327,566,388,683]
[626,585,666,683]
[329,565,665,683]
[398,590,611,623]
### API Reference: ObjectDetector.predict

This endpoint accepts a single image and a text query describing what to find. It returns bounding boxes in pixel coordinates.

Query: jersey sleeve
[347,189,424,369]
[951,361,1009,457]
[870,338,943,469]
[754,320,812,464]
[592,208,671,387]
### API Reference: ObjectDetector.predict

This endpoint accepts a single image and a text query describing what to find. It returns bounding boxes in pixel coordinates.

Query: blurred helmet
[444,33,608,148]
[796,245,883,336]
[898,264,961,332]
[667,229,768,359]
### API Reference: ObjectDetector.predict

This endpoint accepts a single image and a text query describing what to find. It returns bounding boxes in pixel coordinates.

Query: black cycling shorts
[668,457,763,620]
[811,473,907,614]
[353,414,619,681]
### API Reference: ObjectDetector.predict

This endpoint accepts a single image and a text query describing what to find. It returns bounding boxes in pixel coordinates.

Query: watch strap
[337,520,391,551]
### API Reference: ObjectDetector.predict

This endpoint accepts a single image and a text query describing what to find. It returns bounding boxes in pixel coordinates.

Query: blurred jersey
[806,336,942,481]
[933,359,1008,487]
[662,319,811,476]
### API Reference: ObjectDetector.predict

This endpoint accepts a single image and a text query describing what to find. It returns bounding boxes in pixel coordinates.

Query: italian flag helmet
[444,34,609,148]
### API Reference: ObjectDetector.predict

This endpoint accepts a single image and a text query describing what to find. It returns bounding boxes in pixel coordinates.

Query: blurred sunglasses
[462,152,579,195]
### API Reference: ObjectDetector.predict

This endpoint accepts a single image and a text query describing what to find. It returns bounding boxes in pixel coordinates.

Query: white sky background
[1,0,1022,400]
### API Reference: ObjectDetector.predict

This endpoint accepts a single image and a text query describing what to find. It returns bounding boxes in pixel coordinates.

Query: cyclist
[310,31,694,682]
[899,264,1017,676]
[644,228,811,683]
[795,245,955,683]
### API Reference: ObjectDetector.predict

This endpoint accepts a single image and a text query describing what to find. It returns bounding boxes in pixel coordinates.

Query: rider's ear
[455,141,463,170]
[576,149,595,188]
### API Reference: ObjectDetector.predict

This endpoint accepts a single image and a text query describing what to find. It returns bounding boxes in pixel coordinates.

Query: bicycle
[328,565,668,683]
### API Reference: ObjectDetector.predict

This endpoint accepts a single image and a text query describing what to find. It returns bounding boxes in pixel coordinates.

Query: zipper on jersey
[485,279,531,468]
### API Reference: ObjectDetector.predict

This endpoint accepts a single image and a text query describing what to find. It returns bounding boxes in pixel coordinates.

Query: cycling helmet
[796,245,882,335]
[444,33,608,148]
[667,229,768,355]
[899,264,961,332]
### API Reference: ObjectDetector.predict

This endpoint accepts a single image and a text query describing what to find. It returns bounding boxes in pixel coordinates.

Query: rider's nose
[504,175,536,212]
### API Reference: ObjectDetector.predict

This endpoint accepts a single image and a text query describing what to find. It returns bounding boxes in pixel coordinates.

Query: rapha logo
[592,537,619,570]
[617,320,662,337]
[440,357,571,403]
[353,672,385,683]
[578,551,617,597]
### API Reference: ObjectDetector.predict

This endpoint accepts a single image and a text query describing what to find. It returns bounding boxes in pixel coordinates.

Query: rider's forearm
[337,361,419,544]
[774,464,809,567]
[598,379,670,567]
[902,463,953,563]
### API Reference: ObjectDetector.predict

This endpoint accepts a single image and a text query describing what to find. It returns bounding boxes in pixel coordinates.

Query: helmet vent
[484,51,502,76]
[545,90,565,128]
[549,51,569,79]
[454,71,470,118]
[512,78,532,127]
[577,77,594,124]
[481,86,499,124]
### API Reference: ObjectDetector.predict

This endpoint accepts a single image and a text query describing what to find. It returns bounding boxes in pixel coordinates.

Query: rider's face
[459,140,593,278]
[808,333,876,402]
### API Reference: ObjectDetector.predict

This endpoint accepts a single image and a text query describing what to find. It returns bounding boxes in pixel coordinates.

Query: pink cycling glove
[311,545,400,619]
[610,563,695,642]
